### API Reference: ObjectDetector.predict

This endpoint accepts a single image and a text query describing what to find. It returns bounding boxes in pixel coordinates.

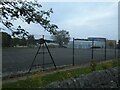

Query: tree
[19,37,27,46]
[27,35,36,46]
[11,37,27,47]
[117,40,120,49]
[0,0,58,37]
[11,37,20,47]
[52,30,70,47]
[2,32,12,47]
[108,41,114,48]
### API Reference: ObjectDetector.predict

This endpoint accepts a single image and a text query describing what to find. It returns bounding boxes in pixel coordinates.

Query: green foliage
[11,38,20,47]
[89,60,97,71]
[47,45,57,48]
[101,63,112,69]
[3,77,42,88]
[117,40,120,49]
[11,35,36,47]
[11,37,27,47]
[0,0,58,36]
[112,59,120,67]
[52,30,70,47]
[42,67,90,86]
[19,37,27,46]
[2,32,12,47]
[27,35,36,47]
[12,26,29,38]
[108,41,114,48]
[2,66,91,88]
[3,59,119,88]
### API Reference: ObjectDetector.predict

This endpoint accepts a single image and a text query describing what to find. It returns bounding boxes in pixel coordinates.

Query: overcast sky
[41,2,118,40]
[1,0,118,40]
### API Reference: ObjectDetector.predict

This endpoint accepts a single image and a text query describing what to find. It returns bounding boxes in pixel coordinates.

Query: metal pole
[114,40,117,58]
[42,35,45,71]
[91,40,94,60]
[73,38,75,66]
[44,41,57,69]
[118,40,120,58]
[104,39,107,60]
[28,44,41,73]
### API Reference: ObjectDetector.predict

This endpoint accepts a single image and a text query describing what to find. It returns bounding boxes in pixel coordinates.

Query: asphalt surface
[2,47,119,76]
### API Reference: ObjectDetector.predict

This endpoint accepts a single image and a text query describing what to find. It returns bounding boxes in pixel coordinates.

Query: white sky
[0,0,119,40]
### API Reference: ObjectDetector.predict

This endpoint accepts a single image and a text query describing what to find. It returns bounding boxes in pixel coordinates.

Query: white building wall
[66,41,105,48]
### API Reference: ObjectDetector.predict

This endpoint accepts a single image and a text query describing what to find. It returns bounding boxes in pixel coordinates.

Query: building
[66,40,105,48]
[66,37,116,49]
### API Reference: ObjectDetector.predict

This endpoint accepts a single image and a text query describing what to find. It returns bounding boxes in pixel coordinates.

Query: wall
[44,67,120,88]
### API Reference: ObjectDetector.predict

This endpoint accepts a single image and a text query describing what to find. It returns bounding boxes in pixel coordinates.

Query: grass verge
[2,58,120,88]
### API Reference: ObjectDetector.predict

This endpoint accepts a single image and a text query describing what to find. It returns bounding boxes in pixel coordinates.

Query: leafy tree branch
[0,0,58,37]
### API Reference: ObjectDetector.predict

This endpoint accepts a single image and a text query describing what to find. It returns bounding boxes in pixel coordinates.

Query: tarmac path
[2,47,118,76]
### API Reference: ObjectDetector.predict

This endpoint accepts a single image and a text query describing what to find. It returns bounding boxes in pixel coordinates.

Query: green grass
[41,66,91,87]
[2,58,120,88]
[0,82,2,89]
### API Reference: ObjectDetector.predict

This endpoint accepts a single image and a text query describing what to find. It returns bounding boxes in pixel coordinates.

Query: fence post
[114,40,117,58]
[118,40,120,58]
[42,35,45,71]
[73,38,75,66]
[104,39,107,60]
[91,40,94,60]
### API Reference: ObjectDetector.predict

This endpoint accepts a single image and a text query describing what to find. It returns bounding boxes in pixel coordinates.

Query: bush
[90,60,97,71]
[48,45,56,48]
[112,59,120,67]
[112,60,118,67]
[101,63,111,69]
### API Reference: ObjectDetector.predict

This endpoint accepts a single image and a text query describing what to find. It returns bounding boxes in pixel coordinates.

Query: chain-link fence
[2,35,119,76]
